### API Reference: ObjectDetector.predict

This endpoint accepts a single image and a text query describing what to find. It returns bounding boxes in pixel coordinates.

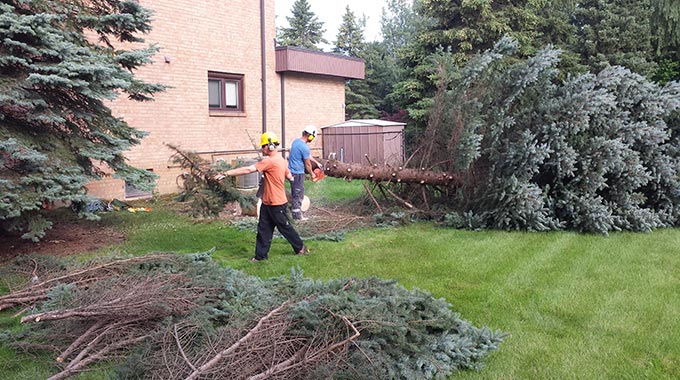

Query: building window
[208,71,244,112]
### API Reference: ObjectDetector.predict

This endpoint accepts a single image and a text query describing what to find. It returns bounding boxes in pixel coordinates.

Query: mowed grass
[219,227,679,380]
[1,178,679,380]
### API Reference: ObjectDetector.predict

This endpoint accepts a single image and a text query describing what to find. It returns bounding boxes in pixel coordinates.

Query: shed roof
[322,119,406,129]
[275,46,365,79]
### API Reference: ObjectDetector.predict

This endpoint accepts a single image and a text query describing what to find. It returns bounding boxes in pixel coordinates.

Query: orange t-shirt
[255,155,290,206]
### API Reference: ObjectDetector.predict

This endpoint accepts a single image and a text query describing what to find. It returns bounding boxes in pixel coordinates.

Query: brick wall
[280,72,346,159]
[86,0,349,199]
[87,0,272,198]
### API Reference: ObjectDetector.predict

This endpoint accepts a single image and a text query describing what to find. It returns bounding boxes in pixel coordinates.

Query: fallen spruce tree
[0,253,504,380]
[322,38,680,234]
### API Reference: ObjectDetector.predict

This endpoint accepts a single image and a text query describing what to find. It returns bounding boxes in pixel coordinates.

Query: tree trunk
[322,160,461,187]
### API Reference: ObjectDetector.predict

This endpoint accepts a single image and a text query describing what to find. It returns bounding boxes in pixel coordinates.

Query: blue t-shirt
[288,138,310,174]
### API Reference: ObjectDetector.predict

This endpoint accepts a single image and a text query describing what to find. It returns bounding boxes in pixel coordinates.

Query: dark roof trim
[322,119,407,129]
[275,46,365,79]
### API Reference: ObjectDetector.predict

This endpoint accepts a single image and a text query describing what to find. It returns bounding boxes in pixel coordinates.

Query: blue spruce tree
[0,0,165,240]
[416,38,680,233]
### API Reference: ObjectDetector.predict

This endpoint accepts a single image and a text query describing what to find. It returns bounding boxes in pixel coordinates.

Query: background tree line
[279,0,679,124]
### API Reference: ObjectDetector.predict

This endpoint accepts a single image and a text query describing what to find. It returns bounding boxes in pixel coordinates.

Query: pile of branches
[153,301,360,380]
[1,254,215,380]
[0,254,181,312]
[1,254,505,380]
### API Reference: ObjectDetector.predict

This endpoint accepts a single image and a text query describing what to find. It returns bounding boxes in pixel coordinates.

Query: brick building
[86,0,364,199]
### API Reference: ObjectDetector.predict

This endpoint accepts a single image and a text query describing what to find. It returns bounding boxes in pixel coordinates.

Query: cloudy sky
[275,0,387,49]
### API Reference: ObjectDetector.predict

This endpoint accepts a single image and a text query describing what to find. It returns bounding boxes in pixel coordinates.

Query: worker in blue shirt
[288,125,321,220]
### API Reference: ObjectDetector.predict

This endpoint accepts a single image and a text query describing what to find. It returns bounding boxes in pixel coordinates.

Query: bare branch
[184,300,291,380]
[174,323,197,372]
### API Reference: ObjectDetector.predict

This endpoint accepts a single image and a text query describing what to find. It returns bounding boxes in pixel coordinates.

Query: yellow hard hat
[260,132,280,147]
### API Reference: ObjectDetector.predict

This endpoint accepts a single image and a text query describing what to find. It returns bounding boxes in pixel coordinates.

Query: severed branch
[174,323,197,372]
[247,348,306,380]
[247,311,361,380]
[63,321,134,371]
[363,183,383,213]
[305,315,360,362]
[21,275,199,324]
[379,184,414,209]
[184,300,291,380]
[56,321,105,363]
[0,254,177,311]
[47,335,151,380]
[421,187,430,210]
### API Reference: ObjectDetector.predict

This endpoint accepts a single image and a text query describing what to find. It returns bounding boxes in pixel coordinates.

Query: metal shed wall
[321,121,405,166]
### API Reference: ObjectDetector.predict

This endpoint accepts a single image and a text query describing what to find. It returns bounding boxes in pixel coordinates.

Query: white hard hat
[303,125,317,137]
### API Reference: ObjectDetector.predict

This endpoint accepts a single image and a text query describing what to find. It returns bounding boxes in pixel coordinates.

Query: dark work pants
[290,173,305,219]
[255,203,304,260]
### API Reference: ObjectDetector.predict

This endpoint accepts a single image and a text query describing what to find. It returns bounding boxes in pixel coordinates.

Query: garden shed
[321,119,406,166]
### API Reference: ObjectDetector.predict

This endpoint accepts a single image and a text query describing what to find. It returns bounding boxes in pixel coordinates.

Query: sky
[275,0,387,49]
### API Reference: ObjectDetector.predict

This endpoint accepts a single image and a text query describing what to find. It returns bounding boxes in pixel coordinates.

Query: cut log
[323,160,460,187]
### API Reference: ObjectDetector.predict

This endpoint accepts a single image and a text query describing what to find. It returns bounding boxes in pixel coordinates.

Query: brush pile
[1,253,505,380]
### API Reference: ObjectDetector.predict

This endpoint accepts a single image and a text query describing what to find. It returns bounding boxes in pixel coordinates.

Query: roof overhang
[275,46,365,79]
[322,119,407,129]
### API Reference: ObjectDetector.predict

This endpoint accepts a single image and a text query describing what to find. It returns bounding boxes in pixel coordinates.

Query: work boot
[295,245,309,256]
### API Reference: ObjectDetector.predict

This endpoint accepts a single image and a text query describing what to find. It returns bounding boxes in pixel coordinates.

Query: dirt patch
[0,221,125,262]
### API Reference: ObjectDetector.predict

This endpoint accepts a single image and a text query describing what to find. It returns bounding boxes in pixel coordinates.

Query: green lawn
[1,178,679,379]
[212,226,679,380]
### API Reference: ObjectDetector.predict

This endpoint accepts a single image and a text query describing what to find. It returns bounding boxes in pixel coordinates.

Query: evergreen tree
[331,6,380,119]
[380,0,419,58]
[411,38,680,234]
[344,78,381,120]
[333,6,365,57]
[362,41,403,116]
[534,0,584,76]
[0,0,165,240]
[652,0,680,54]
[393,0,551,143]
[391,0,665,149]
[278,0,327,50]
[571,0,657,77]
[651,0,680,82]
[377,0,419,117]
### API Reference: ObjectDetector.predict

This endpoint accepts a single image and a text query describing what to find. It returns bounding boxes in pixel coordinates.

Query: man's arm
[304,158,316,180]
[214,164,257,180]
[227,165,257,176]
[310,157,322,169]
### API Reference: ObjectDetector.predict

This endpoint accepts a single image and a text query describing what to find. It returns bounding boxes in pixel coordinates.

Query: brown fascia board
[275,46,365,79]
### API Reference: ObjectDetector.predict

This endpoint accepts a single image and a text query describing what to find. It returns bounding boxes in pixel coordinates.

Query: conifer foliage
[278,0,327,50]
[0,0,165,240]
[411,38,680,234]
[333,6,365,57]
[167,144,247,218]
[332,6,381,120]
[2,253,504,380]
